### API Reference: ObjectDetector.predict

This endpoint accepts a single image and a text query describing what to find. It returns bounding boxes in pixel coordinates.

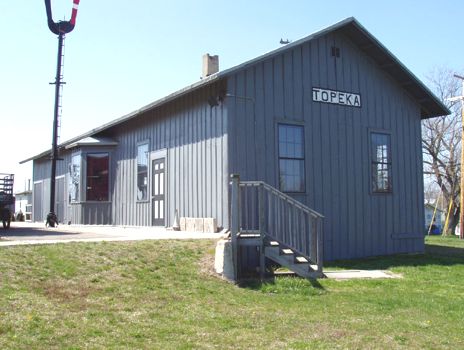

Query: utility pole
[47,32,65,228]
[44,0,80,227]
[447,74,464,239]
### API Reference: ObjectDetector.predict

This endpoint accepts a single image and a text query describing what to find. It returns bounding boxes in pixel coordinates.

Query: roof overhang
[333,18,450,118]
[214,17,450,119]
[65,136,118,150]
[20,136,119,164]
[14,190,32,196]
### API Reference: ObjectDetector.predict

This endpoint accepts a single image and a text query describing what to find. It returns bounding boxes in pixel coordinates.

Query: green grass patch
[0,236,463,349]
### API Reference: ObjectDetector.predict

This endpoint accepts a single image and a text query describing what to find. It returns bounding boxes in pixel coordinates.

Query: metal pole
[258,183,265,280]
[47,32,64,227]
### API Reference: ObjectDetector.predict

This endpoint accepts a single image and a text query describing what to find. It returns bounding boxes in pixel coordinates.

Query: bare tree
[422,67,462,235]
[424,181,442,206]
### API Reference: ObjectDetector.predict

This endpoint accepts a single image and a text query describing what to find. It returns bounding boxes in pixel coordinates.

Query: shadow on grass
[237,240,464,291]
[238,274,325,291]
[325,244,464,271]
[425,244,464,256]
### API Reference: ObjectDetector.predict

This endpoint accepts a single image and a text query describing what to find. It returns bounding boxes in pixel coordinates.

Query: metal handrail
[240,181,324,219]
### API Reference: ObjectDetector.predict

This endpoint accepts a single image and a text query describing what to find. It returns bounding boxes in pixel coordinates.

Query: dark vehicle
[0,173,14,228]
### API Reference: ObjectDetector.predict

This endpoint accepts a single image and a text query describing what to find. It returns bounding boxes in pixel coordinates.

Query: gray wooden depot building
[23,17,449,264]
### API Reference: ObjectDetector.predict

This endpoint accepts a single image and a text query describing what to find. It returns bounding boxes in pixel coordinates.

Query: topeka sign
[312,87,361,108]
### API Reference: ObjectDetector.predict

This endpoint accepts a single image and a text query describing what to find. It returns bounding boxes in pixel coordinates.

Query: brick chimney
[202,54,219,78]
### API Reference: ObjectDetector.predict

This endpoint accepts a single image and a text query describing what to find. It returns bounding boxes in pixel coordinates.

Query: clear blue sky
[1,0,463,192]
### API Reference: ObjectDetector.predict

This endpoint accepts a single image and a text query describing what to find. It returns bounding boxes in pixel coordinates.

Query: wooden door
[152,158,165,226]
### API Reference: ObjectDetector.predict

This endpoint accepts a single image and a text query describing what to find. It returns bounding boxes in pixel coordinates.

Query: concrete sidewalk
[0,222,223,246]
[324,269,402,279]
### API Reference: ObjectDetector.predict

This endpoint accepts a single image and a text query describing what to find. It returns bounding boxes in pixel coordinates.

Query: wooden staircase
[230,175,324,281]
[264,240,322,279]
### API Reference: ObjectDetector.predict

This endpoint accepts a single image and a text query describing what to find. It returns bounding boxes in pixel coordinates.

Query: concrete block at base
[180,217,186,231]
[180,217,218,233]
[185,218,195,232]
[214,239,235,281]
[194,218,204,232]
[203,218,217,233]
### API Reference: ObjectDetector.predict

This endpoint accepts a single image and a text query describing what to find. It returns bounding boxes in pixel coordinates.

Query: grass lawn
[0,236,463,349]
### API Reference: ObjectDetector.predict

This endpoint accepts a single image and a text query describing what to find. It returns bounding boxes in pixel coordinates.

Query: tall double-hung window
[278,124,305,192]
[137,143,149,201]
[371,132,392,193]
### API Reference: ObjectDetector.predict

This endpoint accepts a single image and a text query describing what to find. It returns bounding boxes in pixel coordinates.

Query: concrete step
[280,248,297,264]
[264,240,280,255]
[295,256,309,264]
[281,248,294,255]
[264,241,321,279]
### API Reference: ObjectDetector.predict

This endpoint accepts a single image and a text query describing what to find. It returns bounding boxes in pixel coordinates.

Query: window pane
[160,173,164,195]
[154,174,159,195]
[137,143,148,200]
[86,153,109,201]
[279,142,287,158]
[279,124,304,159]
[279,126,286,143]
[371,134,390,161]
[293,127,303,158]
[279,159,305,192]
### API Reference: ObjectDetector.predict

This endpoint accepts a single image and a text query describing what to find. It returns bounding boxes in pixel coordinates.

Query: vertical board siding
[31,30,427,261]
[227,32,425,261]
[33,181,43,222]
[32,83,229,229]
[110,84,229,229]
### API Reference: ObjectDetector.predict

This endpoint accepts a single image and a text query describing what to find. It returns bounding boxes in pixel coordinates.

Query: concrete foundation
[214,238,235,281]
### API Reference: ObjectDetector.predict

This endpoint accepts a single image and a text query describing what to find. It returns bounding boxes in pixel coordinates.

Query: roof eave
[339,19,450,118]
[20,74,223,164]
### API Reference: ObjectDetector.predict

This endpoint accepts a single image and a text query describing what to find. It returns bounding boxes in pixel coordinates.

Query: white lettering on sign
[312,87,361,107]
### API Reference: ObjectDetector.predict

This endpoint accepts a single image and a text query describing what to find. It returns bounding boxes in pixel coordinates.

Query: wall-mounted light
[207,96,219,108]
